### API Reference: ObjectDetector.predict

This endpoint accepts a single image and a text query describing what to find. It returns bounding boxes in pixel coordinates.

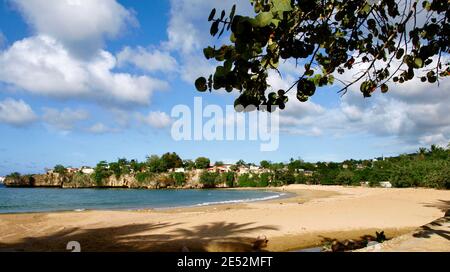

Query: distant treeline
[7,144,450,189]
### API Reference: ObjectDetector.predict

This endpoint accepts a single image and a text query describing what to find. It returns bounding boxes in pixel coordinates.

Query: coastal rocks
[32,173,66,187]
[4,175,32,187]
[4,169,208,189]
[62,173,95,188]
[103,175,133,188]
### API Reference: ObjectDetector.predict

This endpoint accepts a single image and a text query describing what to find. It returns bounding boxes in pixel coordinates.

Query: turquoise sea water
[0,184,283,213]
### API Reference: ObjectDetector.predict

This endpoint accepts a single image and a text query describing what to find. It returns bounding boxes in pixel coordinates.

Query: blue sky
[0,0,448,176]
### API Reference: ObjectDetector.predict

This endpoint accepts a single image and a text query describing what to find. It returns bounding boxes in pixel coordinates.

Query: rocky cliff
[4,170,205,189]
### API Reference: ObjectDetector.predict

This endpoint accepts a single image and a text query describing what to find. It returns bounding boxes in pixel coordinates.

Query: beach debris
[252,235,269,250]
[321,230,389,252]
[375,231,387,243]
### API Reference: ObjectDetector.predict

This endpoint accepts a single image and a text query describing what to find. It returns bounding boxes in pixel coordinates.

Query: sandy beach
[0,185,449,252]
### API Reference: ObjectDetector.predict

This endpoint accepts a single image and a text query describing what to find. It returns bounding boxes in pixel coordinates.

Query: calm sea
[0,184,283,213]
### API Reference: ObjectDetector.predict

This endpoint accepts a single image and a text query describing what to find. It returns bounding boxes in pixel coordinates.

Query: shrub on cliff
[200,171,220,188]
[238,174,258,187]
[171,172,186,186]
[6,172,21,179]
[93,161,112,186]
[222,172,235,188]
[135,172,156,184]
[53,165,67,175]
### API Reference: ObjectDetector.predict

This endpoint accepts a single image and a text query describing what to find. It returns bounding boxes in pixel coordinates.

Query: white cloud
[42,107,89,131]
[263,48,450,147]
[136,111,172,128]
[0,35,168,105]
[165,0,253,83]
[87,122,117,134]
[12,0,136,57]
[276,75,450,146]
[0,98,37,126]
[117,46,178,73]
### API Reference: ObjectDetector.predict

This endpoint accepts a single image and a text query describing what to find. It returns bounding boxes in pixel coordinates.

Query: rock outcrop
[4,170,205,189]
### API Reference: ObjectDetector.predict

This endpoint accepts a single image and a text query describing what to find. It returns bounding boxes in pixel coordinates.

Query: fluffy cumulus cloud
[0,35,168,105]
[270,63,450,147]
[0,98,37,126]
[165,0,253,82]
[0,0,169,107]
[136,111,172,129]
[162,0,450,148]
[87,122,118,134]
[117,46,178,74]
[12,0,136,57]
[42,107,89,131]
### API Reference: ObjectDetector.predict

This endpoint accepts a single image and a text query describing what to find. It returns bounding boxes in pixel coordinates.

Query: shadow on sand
[411,202,450,241]
[0,221,279,252]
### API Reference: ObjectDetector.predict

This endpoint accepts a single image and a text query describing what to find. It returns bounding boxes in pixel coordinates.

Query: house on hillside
[174,168,185,173]
[80,166,94,174]
[67,167,79,173]
[237,166,250,174]
[207,165,231,173]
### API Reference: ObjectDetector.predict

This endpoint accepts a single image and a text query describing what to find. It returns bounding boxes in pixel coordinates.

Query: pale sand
[0,185,448,252]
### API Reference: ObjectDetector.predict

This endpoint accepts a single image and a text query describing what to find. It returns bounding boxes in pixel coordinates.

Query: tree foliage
[53,165,67,175]
[196,0,449,111]
[195,157,211,169]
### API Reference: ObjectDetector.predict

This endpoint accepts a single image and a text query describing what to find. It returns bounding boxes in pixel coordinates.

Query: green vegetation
[146,152,183,173]
[195,157,211,169]
[93,161,111,186]
[6,172,21,179]
[170,172,186,186]
[199,171,221,188]
[223,172,235,188]
[6,145,450,190]
[53,165,67,175]
[135,171,155,184]
[196,0,449,110]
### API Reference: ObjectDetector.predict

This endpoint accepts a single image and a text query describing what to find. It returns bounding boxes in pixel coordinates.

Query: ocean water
[0,184,284,214]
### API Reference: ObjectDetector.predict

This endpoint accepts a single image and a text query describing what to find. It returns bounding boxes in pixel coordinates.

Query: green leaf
[229,5,236,20]
[360,3,371,15]
[395,48,405,59]
[254,12,273,27]
[210,21,219,36]
[272,0,293,12]
[208,9,216,21]
[203,47,215,59]
[271,18,281,27]
[414,57,423,69]
[296,93,309,102]
[195,77,208,92]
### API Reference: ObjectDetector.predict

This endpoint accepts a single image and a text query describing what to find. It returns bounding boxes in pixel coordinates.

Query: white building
[379,181,392,188]
[0,176,5,184]
[174,168,185,173]
[80,167,94,174]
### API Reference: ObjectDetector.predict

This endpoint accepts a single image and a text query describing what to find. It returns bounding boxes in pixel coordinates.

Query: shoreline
[0,187,292,215]
[0,185,448,252]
